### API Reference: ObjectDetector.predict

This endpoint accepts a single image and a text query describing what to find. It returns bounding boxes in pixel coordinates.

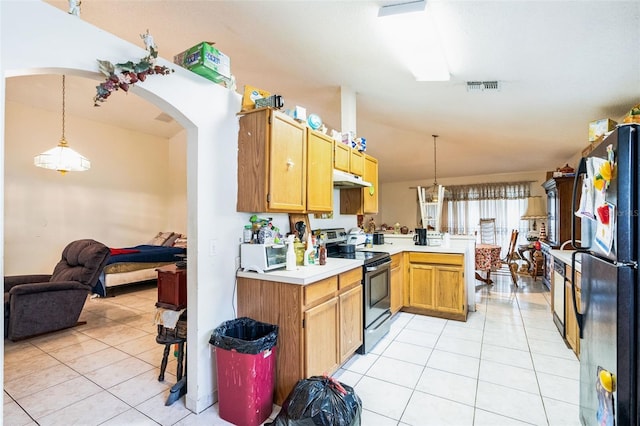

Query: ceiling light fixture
[34,75,90,174]
[378,0,426,17]
[424,134,450,202]
[377,0,450,81]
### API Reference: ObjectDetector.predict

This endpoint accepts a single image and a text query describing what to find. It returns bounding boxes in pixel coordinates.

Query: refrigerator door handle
[571,157,589,250]
[570,250,584,338]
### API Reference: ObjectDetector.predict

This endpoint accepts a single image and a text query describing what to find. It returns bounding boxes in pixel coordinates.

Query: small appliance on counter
[373,233,385,245]
[240,243,287,273]
[414,228,427,245]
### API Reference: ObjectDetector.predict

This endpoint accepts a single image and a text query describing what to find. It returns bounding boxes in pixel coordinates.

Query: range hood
[332,169,372,188]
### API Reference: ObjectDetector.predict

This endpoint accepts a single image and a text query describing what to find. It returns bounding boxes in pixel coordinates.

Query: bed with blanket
[92,232,187,296]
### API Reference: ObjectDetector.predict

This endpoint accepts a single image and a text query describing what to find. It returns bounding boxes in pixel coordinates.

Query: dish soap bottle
[286,234,296,271]
[304,233,315,266]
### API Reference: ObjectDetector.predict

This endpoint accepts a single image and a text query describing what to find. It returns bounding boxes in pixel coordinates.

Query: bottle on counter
[243,225,252,243]
[304,233,315,266]
[318,242,327,265]
[285,235,296,271]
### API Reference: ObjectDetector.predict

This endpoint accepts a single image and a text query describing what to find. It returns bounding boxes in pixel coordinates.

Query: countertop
[237,240,470,285]
[236,257,364,285]
[549,249,582,272]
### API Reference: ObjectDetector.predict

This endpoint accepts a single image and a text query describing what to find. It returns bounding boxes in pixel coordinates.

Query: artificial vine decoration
[93,30,174,106]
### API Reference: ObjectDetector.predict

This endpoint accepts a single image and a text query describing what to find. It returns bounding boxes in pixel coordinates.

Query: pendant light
[34,75,90,174]
[424,134,449,202]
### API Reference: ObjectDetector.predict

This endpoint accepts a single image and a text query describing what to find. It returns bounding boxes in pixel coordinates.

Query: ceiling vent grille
[466,81,501,92]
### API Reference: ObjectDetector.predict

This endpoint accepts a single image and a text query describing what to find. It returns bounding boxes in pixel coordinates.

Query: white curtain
[444,182,532,254]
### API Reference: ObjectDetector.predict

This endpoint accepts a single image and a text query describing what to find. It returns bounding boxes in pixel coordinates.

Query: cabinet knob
[286,159,294,169]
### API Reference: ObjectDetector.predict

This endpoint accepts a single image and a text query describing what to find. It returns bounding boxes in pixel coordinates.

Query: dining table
[475,243,502,285]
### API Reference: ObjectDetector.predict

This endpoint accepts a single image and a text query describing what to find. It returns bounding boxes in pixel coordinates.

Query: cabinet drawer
[565,265,582,289]
[304,276,338,306]
[338,267,362,290]
[409,252,463,266]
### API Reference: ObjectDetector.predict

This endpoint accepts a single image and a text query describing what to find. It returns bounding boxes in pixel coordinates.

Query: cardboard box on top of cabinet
[174,42,231,85]
[589,118,617,142]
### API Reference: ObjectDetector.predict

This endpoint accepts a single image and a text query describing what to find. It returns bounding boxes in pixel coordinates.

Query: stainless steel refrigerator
[571,123,639,425]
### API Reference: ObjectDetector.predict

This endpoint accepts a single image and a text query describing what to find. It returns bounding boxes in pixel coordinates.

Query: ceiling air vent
[466,81,501,92]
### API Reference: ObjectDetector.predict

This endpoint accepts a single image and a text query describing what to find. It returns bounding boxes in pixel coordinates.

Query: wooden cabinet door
[565,268,582,356]
[390,254,403,314]
[268,112,307,212]
[363,154,378,214]
[304,297,339,377]
[565,280,578,353]
[350,149,364,176]
[339,285,363,362]
[408,263,435,309]
[334,141,350,172]
[434,266,464,315]
[306,130,334,213]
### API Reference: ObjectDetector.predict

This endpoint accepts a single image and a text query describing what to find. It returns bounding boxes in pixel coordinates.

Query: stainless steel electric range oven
[317,228,392,354]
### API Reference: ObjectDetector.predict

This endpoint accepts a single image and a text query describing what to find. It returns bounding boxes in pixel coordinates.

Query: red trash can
[210,317,278,426]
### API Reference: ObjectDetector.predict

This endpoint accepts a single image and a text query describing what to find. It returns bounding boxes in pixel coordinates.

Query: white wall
[167,130,188,234]
[4,100,183,274]
[378,170,548,230]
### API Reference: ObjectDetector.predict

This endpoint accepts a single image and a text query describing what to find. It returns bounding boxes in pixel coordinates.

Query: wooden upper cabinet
[350,149,364,176]
[306,129,334,213]
[363,154,378,214]
[334,141,350,172]
[339,153,379,215]
[237,108,307,213]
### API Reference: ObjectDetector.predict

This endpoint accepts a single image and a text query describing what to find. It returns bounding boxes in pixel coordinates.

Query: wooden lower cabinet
[236,267,363,405]
[305,297,339,376]
[565,268,581,357]
[339,285,363,362]
[390,253,404,314]
[403,252,467,321]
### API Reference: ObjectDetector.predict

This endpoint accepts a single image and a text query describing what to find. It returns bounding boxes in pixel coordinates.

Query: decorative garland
[93,31,174,106]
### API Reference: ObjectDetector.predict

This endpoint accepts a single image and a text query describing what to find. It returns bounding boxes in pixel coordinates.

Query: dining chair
[479,218,497,245]
[501,229,521,286]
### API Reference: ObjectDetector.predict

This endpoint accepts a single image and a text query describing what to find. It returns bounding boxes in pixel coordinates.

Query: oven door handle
[366,260,391,273]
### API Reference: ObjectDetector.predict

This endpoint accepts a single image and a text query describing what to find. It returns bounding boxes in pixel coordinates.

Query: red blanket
[110,248,141,256]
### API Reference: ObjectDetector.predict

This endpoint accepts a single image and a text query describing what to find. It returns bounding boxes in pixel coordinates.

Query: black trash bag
[267,375,362,426]
[209,317,278,355]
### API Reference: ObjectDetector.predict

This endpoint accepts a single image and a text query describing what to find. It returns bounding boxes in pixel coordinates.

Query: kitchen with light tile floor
[4,272,580,425]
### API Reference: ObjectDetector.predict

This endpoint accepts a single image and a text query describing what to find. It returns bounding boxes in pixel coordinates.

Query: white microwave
[240,243,287,273]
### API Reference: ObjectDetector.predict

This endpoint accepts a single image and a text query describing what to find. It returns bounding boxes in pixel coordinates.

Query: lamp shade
[521,196,547,219]
[34,139,90,173]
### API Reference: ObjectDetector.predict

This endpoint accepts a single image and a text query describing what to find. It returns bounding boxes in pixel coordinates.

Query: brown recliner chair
[4,239,110,341]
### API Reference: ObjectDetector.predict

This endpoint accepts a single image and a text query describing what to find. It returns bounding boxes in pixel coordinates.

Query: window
[444,182,531,252]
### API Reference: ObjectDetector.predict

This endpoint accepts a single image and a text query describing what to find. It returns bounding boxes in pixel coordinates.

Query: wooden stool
[156,319,186,382]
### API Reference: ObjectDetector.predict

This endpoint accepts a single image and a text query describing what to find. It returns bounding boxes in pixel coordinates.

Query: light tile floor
[4,273,580,425]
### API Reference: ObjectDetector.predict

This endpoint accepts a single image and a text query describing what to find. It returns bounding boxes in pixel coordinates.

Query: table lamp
[521,196,547,240]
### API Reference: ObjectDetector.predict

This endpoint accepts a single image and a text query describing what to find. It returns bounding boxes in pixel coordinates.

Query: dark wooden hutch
[540,175,581,289]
